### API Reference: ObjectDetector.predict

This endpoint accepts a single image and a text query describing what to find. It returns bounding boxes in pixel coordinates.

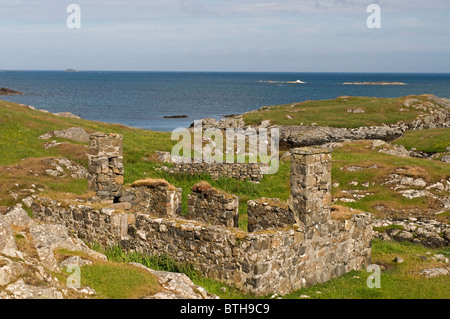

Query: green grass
[330,140,450,219]
[102,246,258,299]
[283,240,450,299]
[105,246,200,279]
[394,128,450,153]
[242,95,433,128]
[0,100,173,206]
[79,262,160,299]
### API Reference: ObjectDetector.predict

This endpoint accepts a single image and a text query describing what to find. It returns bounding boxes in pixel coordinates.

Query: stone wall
[32,197,129,247]
[87,132,124,199]
[121,179,182,218]
[187,181,239,228]
[32,197,372,296]
[247,198,296,232]
[168,162,268,182]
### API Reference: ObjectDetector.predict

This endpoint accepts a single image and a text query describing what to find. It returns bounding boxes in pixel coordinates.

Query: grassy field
[394,128,450,153]
[1,97,449,299]
[241,95,441,128]
[331,140,450,221]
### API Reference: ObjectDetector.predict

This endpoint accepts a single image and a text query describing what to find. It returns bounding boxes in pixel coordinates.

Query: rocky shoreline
[189,95,450,150]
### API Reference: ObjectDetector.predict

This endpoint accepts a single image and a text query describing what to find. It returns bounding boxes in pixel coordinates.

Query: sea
[1,71,450,132]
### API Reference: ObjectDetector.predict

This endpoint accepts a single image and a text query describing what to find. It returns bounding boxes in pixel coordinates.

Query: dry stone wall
[32,134,373,296]
[247,198,296,232]
[168,162,268,182]
[32,197,372,296]
[187,181,239,228]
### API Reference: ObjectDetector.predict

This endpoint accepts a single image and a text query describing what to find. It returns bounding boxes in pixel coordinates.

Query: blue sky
[1,0,449,72]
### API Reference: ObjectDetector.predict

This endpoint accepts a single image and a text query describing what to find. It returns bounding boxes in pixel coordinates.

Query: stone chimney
[87,132,124,200]
[289,147,332,229]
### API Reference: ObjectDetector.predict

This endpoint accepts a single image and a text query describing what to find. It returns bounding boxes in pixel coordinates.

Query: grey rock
[431,254,449,264]
[130,262,219,299]
[392,231,414,242]
[53,112,80,119]
[379,145,410,158]
[0,216,21,258]
[0,256,25,286]
[393,256,404,263]
[22,196,34,208]
[5,279,64,299]
[29,224,107,271]
[38,133,53,140]
[58,256,93,270]
[4,206,36,228]
[419,267,449,278]
[53,127,90,143]
[40,127,90,143]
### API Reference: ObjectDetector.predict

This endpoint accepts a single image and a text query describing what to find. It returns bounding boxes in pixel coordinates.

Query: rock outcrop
[0,88,23,95]
[132,263,218,299]
[373,217,450,248]
[189,95,450,148]
[0,206,106,299]
[39,127,90,143]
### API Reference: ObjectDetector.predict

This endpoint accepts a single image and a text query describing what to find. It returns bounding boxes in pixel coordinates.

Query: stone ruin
[87,132,124,200]
[32,133,373,296]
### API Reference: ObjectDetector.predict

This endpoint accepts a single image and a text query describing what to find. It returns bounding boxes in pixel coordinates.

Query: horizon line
[1,69,450,75]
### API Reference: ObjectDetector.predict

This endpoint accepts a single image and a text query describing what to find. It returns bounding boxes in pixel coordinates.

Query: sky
[0,0,449,72]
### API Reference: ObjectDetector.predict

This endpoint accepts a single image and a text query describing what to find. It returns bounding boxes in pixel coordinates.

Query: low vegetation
[241,95,437,128]
[394,128,450,153]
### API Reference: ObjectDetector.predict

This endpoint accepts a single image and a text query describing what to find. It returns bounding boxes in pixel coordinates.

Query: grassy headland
[241,95,443,127]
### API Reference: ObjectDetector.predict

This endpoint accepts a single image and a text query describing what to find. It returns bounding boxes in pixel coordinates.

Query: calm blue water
[1,71,450,131]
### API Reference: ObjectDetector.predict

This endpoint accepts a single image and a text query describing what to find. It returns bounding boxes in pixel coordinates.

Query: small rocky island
[0,87,23,95]
[343,81,406,85]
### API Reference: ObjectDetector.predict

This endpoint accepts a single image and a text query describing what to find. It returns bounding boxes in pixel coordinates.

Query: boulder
[419,267,449,278]
[39,127,90,143]
[53,112,80,119]
[53,127,90,143]
[4,279,64,299]
[131,262,218,299]
[0,216,21,258]
[0,256,25,286]
[3,206,36,228]
[392,231,414,242]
